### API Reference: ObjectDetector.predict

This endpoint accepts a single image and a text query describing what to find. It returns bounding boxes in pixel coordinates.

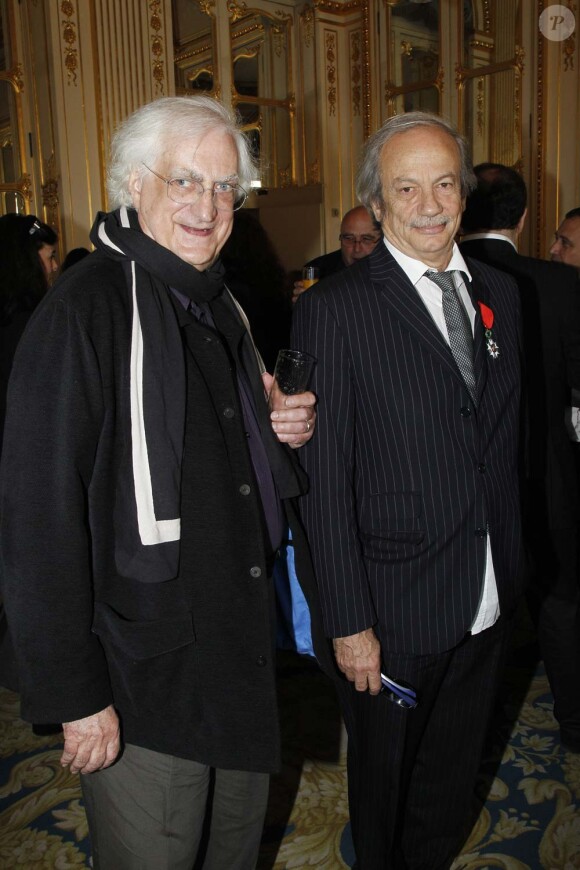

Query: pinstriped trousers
[337,617,511,870]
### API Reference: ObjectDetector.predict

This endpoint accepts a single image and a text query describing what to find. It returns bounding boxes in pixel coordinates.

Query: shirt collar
[383,237,472,286]
[460,231,517,251]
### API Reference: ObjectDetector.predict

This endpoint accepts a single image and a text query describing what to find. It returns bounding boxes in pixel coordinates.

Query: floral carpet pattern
[1,637,580,868]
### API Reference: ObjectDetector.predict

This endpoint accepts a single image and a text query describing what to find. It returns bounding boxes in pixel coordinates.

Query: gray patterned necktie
[426,270,476,401]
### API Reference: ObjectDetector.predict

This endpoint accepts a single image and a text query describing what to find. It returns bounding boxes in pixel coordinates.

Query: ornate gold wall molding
[60,1,78,86]
[3,64,24,93]
[42,155,60,234]
[301,6,315,48]
[315,0,361,12]
[149,0,165,94]
[350,30,361,116]
[227,0,248,24]
[325,30,337,116]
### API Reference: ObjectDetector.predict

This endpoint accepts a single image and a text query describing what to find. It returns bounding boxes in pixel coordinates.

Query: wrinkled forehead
[157,129,240,177]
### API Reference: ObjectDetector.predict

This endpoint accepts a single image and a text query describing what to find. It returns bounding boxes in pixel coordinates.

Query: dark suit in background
[460,234,580,746]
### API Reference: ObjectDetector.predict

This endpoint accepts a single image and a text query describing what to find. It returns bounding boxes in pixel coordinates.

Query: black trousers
[336,618,511,870]
[529,526,580,746]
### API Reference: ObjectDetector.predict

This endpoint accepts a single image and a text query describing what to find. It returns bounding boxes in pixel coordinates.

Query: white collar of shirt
[383,237,472,286]
[460,231,517,251]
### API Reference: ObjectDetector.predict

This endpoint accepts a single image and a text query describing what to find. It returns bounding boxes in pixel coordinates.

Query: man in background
[460,162,580,752]
[293,113,525,869]
[550,206,580,271]
[292,205,381,302]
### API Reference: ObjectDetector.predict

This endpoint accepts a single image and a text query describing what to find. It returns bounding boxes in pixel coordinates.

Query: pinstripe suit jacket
[292,241,525,655]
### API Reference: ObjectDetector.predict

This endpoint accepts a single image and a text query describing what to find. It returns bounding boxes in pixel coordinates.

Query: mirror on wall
[173,0,217,96]
[384,0,441,115]
[230,4,294,188]
[459,0,522,167]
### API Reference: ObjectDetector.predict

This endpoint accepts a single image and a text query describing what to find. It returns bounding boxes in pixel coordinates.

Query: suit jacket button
[239,484,251,495]
[256,655,267,667]
[475,527,487,538]
[250,566,262,578]
[478,463,486,473]
[223,407,235,418]
[460,406,471,417]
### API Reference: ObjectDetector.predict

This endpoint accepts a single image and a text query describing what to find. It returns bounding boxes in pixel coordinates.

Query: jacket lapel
[368,244,472,393]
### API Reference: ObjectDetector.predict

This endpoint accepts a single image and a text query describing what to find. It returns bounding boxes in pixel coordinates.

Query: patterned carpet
[1,610,580,869]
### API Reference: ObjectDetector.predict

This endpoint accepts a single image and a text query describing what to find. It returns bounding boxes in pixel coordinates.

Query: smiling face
[129,127,239,271]
[373,125,465,271]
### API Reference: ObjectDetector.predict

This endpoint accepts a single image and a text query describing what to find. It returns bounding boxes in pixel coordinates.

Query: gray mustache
[410,216,453,228]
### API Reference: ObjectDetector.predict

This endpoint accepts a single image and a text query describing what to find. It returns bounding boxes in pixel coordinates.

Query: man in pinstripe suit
[292,113,525,869]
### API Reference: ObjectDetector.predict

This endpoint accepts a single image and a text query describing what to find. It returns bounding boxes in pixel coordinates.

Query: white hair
[107,96,258,207]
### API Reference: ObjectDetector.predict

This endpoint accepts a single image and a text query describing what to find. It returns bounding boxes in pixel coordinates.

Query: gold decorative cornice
[61,1,78,86]
[315,0,362,12]
[149,1,165,94]
[325,31,337,116]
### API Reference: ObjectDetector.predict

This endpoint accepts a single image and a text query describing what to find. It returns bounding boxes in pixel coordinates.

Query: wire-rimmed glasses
[142,164,247,212]
[339,233,382,247]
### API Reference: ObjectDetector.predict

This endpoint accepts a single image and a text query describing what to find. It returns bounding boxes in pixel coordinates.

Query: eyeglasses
[339,233,382,246]
[142,164,247,211]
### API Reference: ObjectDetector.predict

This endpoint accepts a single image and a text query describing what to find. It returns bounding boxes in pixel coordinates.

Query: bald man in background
[293,206,382,302]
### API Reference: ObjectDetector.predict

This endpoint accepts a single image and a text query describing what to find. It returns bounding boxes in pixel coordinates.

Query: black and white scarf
[90,206,227,583]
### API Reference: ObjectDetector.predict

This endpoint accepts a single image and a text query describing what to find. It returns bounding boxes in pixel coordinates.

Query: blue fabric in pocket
[274,529,314,657]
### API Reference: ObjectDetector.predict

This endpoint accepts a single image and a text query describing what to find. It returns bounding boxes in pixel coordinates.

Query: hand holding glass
[273,349,317,396]
[301,266,320,290]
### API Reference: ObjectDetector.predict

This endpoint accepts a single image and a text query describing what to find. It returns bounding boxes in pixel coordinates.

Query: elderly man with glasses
[0,96,333,870]
[293,205,382,302]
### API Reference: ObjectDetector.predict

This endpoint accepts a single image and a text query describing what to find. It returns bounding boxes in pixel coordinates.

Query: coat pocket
[359,491,424,557]
[92,603,196,715]
[92,602,195,660]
